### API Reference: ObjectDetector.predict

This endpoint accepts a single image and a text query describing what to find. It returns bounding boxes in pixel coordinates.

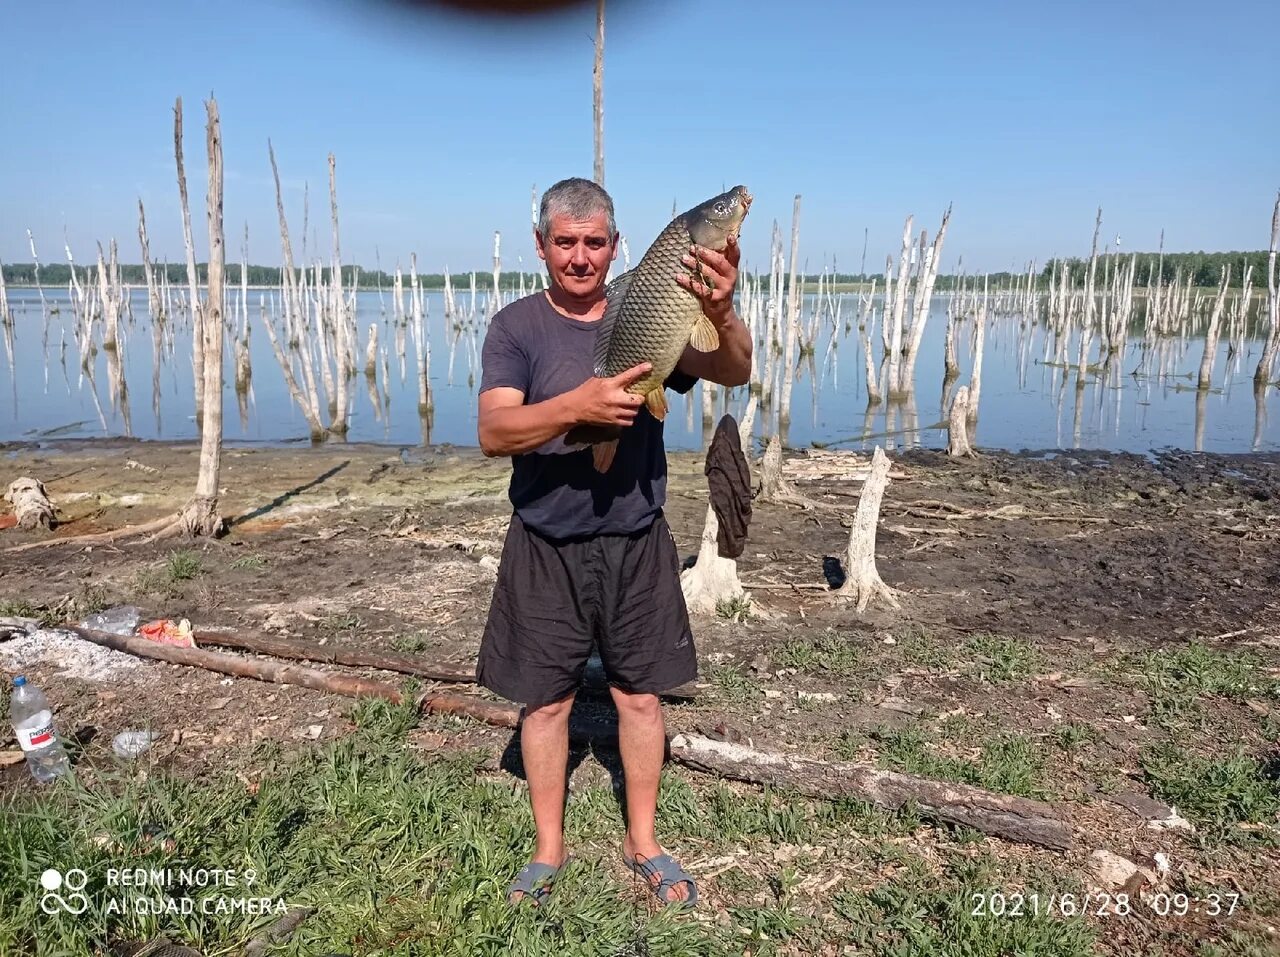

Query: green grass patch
[777,628,863,678]
[390,632,431,654]
[876,728,1047,798]
[229,554,267,571]
[1134,643,1270,724]
[964,633,1041,684]
[163,550,202,582]
[707,662,761,705]
[715,595,754,623]
[832,862,1097,956]
[1053,722,1101,752]
[1141,743,1280,845]
[0,726,724,955]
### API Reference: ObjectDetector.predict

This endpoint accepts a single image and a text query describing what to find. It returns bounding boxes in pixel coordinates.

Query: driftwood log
[668,733,1072,850]
[4,477,56,530]
[196,629,476,682]
[192,627,695,699]
[65,626,510,725]
[65,628,1071,849]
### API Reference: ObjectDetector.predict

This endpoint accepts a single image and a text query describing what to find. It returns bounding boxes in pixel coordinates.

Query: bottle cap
[13,676,26,687]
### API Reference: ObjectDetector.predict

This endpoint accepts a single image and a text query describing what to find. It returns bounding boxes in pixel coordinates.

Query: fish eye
[714,202,728,215]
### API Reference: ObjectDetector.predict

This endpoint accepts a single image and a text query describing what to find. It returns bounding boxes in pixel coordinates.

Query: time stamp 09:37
[970,891,1244,919]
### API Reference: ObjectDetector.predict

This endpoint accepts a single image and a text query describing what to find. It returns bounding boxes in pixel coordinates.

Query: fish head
[685,185,752,249]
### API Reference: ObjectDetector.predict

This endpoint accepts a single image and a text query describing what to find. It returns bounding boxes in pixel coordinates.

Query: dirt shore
[1,438,1277,955]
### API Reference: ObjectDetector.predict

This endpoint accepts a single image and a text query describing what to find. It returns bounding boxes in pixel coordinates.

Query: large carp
[567,184,751,472]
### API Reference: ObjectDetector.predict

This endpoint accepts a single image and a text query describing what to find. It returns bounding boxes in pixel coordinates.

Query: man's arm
[478,363,653,457]
[675,234,752,387]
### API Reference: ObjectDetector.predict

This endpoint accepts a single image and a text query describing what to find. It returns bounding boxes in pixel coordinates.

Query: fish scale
[566,185,751,472]
[594,218,706,396]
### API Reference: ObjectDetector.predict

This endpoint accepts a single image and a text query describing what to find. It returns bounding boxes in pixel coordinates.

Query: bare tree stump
[681,504,747,616]
[835,446,899,611]
[682,398,757,615]
[4,478,55,530]
[947,386,976,458]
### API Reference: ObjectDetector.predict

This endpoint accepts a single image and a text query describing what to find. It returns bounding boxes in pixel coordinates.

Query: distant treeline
[0,262,544,291]
[2,250,1271,291]
[1039,251,1271,289]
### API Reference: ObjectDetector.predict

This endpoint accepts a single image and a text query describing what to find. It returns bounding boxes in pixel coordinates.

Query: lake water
[1,286,1276,455]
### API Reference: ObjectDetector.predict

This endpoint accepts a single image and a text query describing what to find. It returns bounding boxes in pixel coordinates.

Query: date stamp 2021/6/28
[969,891,1243,919]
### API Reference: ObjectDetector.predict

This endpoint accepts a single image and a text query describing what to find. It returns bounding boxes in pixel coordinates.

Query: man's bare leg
[611,687,691,903]
[514,693,574,900]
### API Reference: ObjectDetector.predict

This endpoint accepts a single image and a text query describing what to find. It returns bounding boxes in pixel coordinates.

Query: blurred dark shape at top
[382,0,608,20]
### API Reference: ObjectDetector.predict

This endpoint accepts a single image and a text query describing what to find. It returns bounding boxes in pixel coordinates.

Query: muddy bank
[1,438,1278,953]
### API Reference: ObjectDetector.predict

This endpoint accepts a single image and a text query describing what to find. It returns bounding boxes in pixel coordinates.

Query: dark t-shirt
[479,291,697,539]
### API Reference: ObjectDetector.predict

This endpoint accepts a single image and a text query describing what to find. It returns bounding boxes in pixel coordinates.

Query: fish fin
[689,315,720,353]
[645,388,668,421]
[592,439,619,473]
[592,270,635,376]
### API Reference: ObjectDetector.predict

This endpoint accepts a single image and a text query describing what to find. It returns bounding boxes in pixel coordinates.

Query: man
[477,177,751,907]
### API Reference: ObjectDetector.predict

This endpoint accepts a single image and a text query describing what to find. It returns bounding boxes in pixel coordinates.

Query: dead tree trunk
[1255,192,1280,386]
[947,385,975,458]
[898,205,952,392]
[667,734,1071,850]
[967,278,987,422]
[835,446,899,612]
[267,141,326,440]
[593,0,605,186]
[174,98,204,416]
[4,478,55,530]
[885,218,913,389]
[327,153,350,436]
[178,98,226,537]
[138,199,162,321]
[778,195,802,428]
[1196,266,1231,391]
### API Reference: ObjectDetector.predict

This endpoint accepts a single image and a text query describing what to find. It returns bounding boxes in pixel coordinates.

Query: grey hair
[538,178,616,242]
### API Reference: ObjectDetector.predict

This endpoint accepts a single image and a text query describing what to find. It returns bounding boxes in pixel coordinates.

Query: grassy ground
[3,627,1277,956]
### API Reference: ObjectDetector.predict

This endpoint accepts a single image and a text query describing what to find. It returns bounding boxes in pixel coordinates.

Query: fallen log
[65,626,496,721]
[64,628,1068,849]
[194,626,697,700]
[667,733,1072,851]
[195,628,476,682]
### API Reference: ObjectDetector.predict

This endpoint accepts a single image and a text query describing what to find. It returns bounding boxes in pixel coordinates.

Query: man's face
[535,211,618,302]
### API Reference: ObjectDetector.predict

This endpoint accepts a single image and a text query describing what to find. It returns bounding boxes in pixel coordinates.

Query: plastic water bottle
[9,676,71,783]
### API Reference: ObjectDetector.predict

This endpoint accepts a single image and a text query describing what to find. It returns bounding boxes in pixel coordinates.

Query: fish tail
[592,439,619,473]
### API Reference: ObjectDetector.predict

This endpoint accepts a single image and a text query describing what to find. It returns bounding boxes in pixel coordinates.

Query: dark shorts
[477,511,697,709]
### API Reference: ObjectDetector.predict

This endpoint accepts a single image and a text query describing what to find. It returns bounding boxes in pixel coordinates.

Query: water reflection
[0,286,1277,455]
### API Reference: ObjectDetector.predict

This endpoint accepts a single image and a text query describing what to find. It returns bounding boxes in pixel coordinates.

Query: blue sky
[1,0,1275,277]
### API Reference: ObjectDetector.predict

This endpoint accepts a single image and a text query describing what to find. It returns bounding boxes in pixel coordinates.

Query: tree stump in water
[4,477,56,530]
[947,386,976,458]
